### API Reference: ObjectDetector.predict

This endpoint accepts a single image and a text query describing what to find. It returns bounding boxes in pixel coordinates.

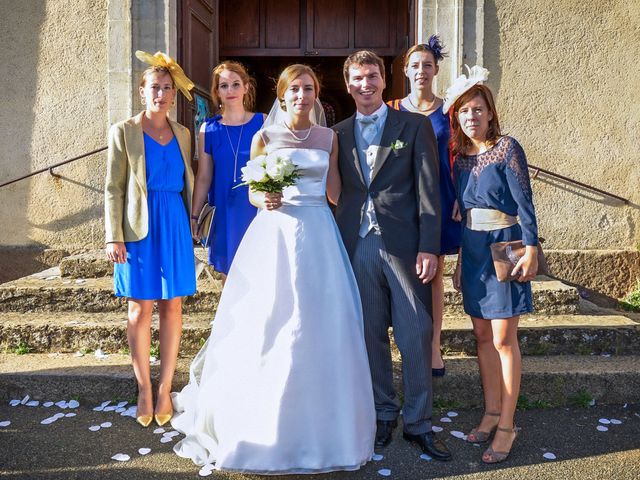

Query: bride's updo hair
[276,64,321,110]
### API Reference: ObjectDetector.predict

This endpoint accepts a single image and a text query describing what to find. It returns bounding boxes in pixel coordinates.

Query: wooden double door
[179,0,414,135]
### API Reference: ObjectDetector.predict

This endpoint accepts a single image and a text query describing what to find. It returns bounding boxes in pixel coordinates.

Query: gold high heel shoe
[136,415,153,427]
[154,412,173,426]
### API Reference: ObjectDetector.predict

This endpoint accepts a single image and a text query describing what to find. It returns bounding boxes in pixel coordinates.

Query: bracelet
[191,215,199,220]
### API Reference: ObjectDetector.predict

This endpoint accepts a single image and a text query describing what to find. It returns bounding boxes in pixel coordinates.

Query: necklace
[407,94,437,113]
[285,123,314,141]
[223,113,246,183]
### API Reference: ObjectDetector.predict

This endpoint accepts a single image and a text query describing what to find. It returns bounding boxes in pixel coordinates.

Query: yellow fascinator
[135,50,194,101]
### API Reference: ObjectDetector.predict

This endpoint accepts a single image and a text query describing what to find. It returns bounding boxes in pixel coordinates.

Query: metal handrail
[0,146,107,189]
[529,164,629,205]
[0,146,629,205]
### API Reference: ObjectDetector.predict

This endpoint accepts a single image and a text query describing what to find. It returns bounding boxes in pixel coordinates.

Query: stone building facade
[1,0,639,254]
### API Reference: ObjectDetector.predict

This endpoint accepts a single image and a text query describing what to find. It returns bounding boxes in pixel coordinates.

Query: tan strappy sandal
[481,425,521,464]
[466,411,501,443]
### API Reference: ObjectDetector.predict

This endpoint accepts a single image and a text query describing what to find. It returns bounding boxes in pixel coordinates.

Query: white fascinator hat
[442,65,490,113]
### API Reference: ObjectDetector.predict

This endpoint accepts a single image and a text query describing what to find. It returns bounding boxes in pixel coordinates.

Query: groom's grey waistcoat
[333,107,441,301]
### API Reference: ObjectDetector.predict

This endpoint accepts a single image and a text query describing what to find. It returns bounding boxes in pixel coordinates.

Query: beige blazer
[104,112,194,243]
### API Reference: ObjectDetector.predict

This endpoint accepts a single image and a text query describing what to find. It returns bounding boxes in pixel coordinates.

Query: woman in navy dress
[191,61,264,281]
[388,36,461,376]
[105,52,196,428]
[447,80,538,464]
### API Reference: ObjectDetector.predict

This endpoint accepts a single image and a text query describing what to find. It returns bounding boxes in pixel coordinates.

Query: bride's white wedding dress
[171,124,375,474]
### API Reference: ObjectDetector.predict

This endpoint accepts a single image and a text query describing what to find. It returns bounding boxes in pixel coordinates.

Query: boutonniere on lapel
[390,139,406,152]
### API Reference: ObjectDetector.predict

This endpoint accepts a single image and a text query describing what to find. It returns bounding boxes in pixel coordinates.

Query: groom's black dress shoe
[403,431,452,461]
[375,420,397,448]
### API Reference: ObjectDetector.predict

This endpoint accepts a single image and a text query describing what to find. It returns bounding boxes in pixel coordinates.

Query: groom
[333,50,450,460]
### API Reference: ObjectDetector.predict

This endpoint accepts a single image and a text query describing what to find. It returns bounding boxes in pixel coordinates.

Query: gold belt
[466,208,517,231]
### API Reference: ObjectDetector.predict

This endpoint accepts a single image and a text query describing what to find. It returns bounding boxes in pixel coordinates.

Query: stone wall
[481,0,640,249]
[0,0,109,249]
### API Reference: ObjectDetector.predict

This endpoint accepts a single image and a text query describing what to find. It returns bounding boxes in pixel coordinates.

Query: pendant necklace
[285,122,314,142]
[407,94,436,113]
[223,113,246,183]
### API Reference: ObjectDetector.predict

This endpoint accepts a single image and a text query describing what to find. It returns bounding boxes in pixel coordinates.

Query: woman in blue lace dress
[448,82,538,464]
[190,61,264,281]
[387,36,461,376]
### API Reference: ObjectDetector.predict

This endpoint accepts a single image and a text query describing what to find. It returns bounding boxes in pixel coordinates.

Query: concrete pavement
[1,402,639,480]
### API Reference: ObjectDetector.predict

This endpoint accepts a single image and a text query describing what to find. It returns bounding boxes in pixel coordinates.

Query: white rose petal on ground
[372,454,383,461]
[103,406,117,412]
[26,401,39,407]
[74,351,84,357]
[100,422,112,428]
[116,401,128,408]
[596,425,608,432]
[447,411,458,417]
[53,413,65,419]
[160,436,173,443]
[55,401,68,409]
[68,400,80,409]
[65,413,76,418]
[588,399,596,406]
[138,448,151,455]
[9,400,21,407]
[43,402,54,408]
[164,431,181,438]
[599,418,610,425]
[543,452,557,460]
[199,464,214,477]
[378,468,391,477]
[431,426,443,433]
[439,417,452,423]
[420,454,432,461]
[153,428,166,434]
[111,453,130,462]
[93,406,104,412]
[0,421,11,427]
[116,407,126,413]
[40,417,58,425]
[95,349,108,360]
[21,395,30,405]
[450,430,466,439]
[610,419,622,425]
[89,425,101,432]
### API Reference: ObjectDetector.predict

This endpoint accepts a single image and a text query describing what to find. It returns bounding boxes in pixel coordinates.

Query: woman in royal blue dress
[105,51,196,428]
[388,36,462,376]
[446,69,539,464]
[191,61,264,281]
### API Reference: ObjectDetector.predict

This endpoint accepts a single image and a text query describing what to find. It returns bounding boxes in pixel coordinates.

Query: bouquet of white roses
[237,154,301,193]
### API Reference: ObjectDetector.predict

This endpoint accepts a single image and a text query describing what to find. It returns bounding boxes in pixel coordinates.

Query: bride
[171,64,376,474]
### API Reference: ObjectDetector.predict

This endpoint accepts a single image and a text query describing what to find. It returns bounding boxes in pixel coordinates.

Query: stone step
[2,352,638,408]
[0,267,579,315]
[1,304,636,356]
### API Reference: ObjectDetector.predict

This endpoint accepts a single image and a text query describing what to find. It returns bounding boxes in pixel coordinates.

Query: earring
[172,100,176,107]
[141,98,146,105]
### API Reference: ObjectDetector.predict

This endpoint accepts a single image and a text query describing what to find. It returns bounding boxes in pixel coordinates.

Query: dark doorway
[179,0,415,127]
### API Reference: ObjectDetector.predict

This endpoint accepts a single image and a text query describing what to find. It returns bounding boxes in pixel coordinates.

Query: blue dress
[114,134,196,300]
[204,113,264,274]
[390,102,461,254]
[453,136,538,319]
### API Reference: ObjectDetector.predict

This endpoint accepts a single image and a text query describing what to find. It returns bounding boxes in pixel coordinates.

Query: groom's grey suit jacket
[333,107,441,303]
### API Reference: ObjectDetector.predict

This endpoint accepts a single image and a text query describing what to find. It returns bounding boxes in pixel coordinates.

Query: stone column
[419,0,465,96]
[107,0,132,125]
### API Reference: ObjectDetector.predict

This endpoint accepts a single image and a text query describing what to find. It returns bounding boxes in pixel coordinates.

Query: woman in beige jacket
[105,51,195,428]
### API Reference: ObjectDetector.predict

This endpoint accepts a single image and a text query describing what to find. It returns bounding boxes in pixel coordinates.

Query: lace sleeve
[504,137,538,246]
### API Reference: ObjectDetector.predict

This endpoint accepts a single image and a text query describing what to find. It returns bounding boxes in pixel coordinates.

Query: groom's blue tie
[359,114,379,147]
